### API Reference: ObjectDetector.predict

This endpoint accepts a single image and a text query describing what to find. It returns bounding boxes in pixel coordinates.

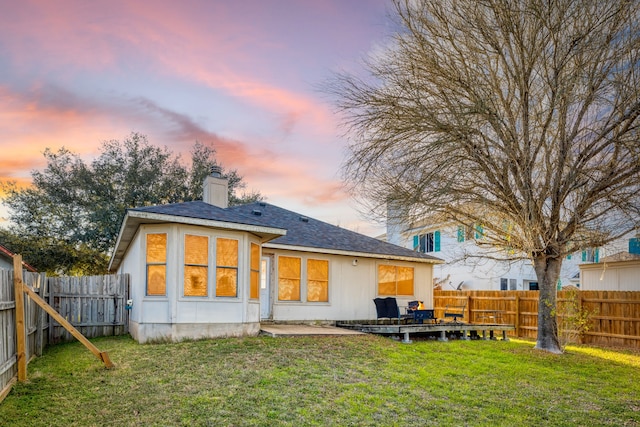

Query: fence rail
[434,290,640,349]
[0,270,129,402]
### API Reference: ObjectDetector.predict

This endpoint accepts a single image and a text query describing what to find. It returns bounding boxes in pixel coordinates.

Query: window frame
[250,243,260,300]
[183,234,209,297]
[145,233,167,297]
[416,231,440,253]
[215,237,239,298]
[377,264,415,297]
[277,255,302,301]
[306,258,329,303]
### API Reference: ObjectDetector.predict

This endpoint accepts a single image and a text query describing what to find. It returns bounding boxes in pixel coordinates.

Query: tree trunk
[533,256,563,354]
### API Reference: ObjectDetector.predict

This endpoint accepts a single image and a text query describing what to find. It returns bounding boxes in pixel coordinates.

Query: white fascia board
[127,210,287,237]
[262,243,444,264]
[108,210,287,272]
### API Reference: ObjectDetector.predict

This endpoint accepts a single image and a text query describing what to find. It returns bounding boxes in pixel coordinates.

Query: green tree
[1,133,262,275]
[332,0,640,353]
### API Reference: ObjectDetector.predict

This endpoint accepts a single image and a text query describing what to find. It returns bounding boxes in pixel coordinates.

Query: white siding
[120,223,262,342]
[400,225,584,290]
[581,261,640,291]
[266,248,434,322]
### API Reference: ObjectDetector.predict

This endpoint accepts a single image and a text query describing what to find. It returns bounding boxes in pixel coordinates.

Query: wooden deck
[337,321,515,344]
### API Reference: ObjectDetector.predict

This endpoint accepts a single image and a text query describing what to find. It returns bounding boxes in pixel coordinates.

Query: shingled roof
[132,201,276,229]
[227,202,441,262]
[109,200,441,271]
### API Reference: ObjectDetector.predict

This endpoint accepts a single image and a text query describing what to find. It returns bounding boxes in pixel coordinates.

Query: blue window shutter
[413,235,419,251]
[475,224,484,239]
[566,253,572,260]
[595,248,600,263]
[582,250,587,262]
[457,226,464,242]
[434,230,441,252]
[630,238,640,255]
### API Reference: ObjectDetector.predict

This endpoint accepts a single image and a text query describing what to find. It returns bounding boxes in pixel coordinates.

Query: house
[0,243,37,272]
[109,169,442,343]
[386,218,636,291]
[580,238,640,291]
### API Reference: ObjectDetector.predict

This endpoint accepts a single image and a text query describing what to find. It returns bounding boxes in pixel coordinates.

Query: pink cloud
[0,0,389,235]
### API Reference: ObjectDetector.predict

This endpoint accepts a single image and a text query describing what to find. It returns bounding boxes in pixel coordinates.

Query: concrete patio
[259,324,364,337]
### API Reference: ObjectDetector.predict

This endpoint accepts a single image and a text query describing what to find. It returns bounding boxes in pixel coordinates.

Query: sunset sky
[0,0,391,235]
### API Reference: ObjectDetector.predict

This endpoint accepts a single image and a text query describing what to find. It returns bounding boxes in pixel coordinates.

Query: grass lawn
[1,334,639,426]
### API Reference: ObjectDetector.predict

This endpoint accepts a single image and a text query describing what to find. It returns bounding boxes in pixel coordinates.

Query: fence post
[515,295,520,338]
[35,272,47,356]
[48,277,55,344]
[13,255,27,382]
[578,291,584,345]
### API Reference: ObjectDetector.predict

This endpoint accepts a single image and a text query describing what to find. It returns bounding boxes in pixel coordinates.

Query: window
[466,225,475,240]
[529,282,539,291]
[307,259,329,302]
[414,231,441,253]
[278,256,301,301]
[500,278,508,291]
[581,248,600,263]
[184,234,209,297]
[260,259,268,290]
[146,233,167,296]
[250,243,260,299]
[378,265,414,296]
[457,226,465,242]
[216,238,238,297]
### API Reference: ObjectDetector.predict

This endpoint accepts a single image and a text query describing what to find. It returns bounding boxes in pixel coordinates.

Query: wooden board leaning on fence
[13,255,114,383]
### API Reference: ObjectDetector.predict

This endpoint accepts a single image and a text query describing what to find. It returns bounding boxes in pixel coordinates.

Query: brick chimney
[203,165,228,208]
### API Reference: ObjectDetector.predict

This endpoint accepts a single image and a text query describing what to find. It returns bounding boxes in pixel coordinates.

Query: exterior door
[260,257,271,319]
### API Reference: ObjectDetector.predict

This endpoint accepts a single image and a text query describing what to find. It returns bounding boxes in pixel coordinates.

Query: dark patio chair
[373,297,402,324]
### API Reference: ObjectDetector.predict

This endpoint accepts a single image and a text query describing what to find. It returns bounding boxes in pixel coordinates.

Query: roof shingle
[124,201,441,263]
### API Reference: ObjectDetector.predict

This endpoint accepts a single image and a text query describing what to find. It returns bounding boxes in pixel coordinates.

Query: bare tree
[332,0,640,353]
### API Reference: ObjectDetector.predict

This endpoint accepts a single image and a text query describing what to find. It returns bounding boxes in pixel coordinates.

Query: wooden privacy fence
[48,274,129,344]
[434,290,640,349]
[0,269,129,402]
[1,269,47,401]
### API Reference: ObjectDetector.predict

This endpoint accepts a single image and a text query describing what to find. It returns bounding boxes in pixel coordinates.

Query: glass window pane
[307,259,328,302]
[185,235,208,265]
[147,265,166,295]
[378,265,396,295]
[250,243,260,270]
[308,280,328,302]
[397,267,414,296]
[279,256,300,278]
[278,278,300,301]
[184,265,208,296]
[250,271,259,299]
[217,238,238,267]
[278,256,301,301]
[216,268,238,297]
[146,234,166,263]
[308,259,328,281]
[260,260,268,290]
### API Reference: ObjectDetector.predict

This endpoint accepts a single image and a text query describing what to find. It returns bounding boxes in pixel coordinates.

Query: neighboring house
[109,170,442,343]
[386,218,638,291]
[0,243,37,272]
[580,240,640,291]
